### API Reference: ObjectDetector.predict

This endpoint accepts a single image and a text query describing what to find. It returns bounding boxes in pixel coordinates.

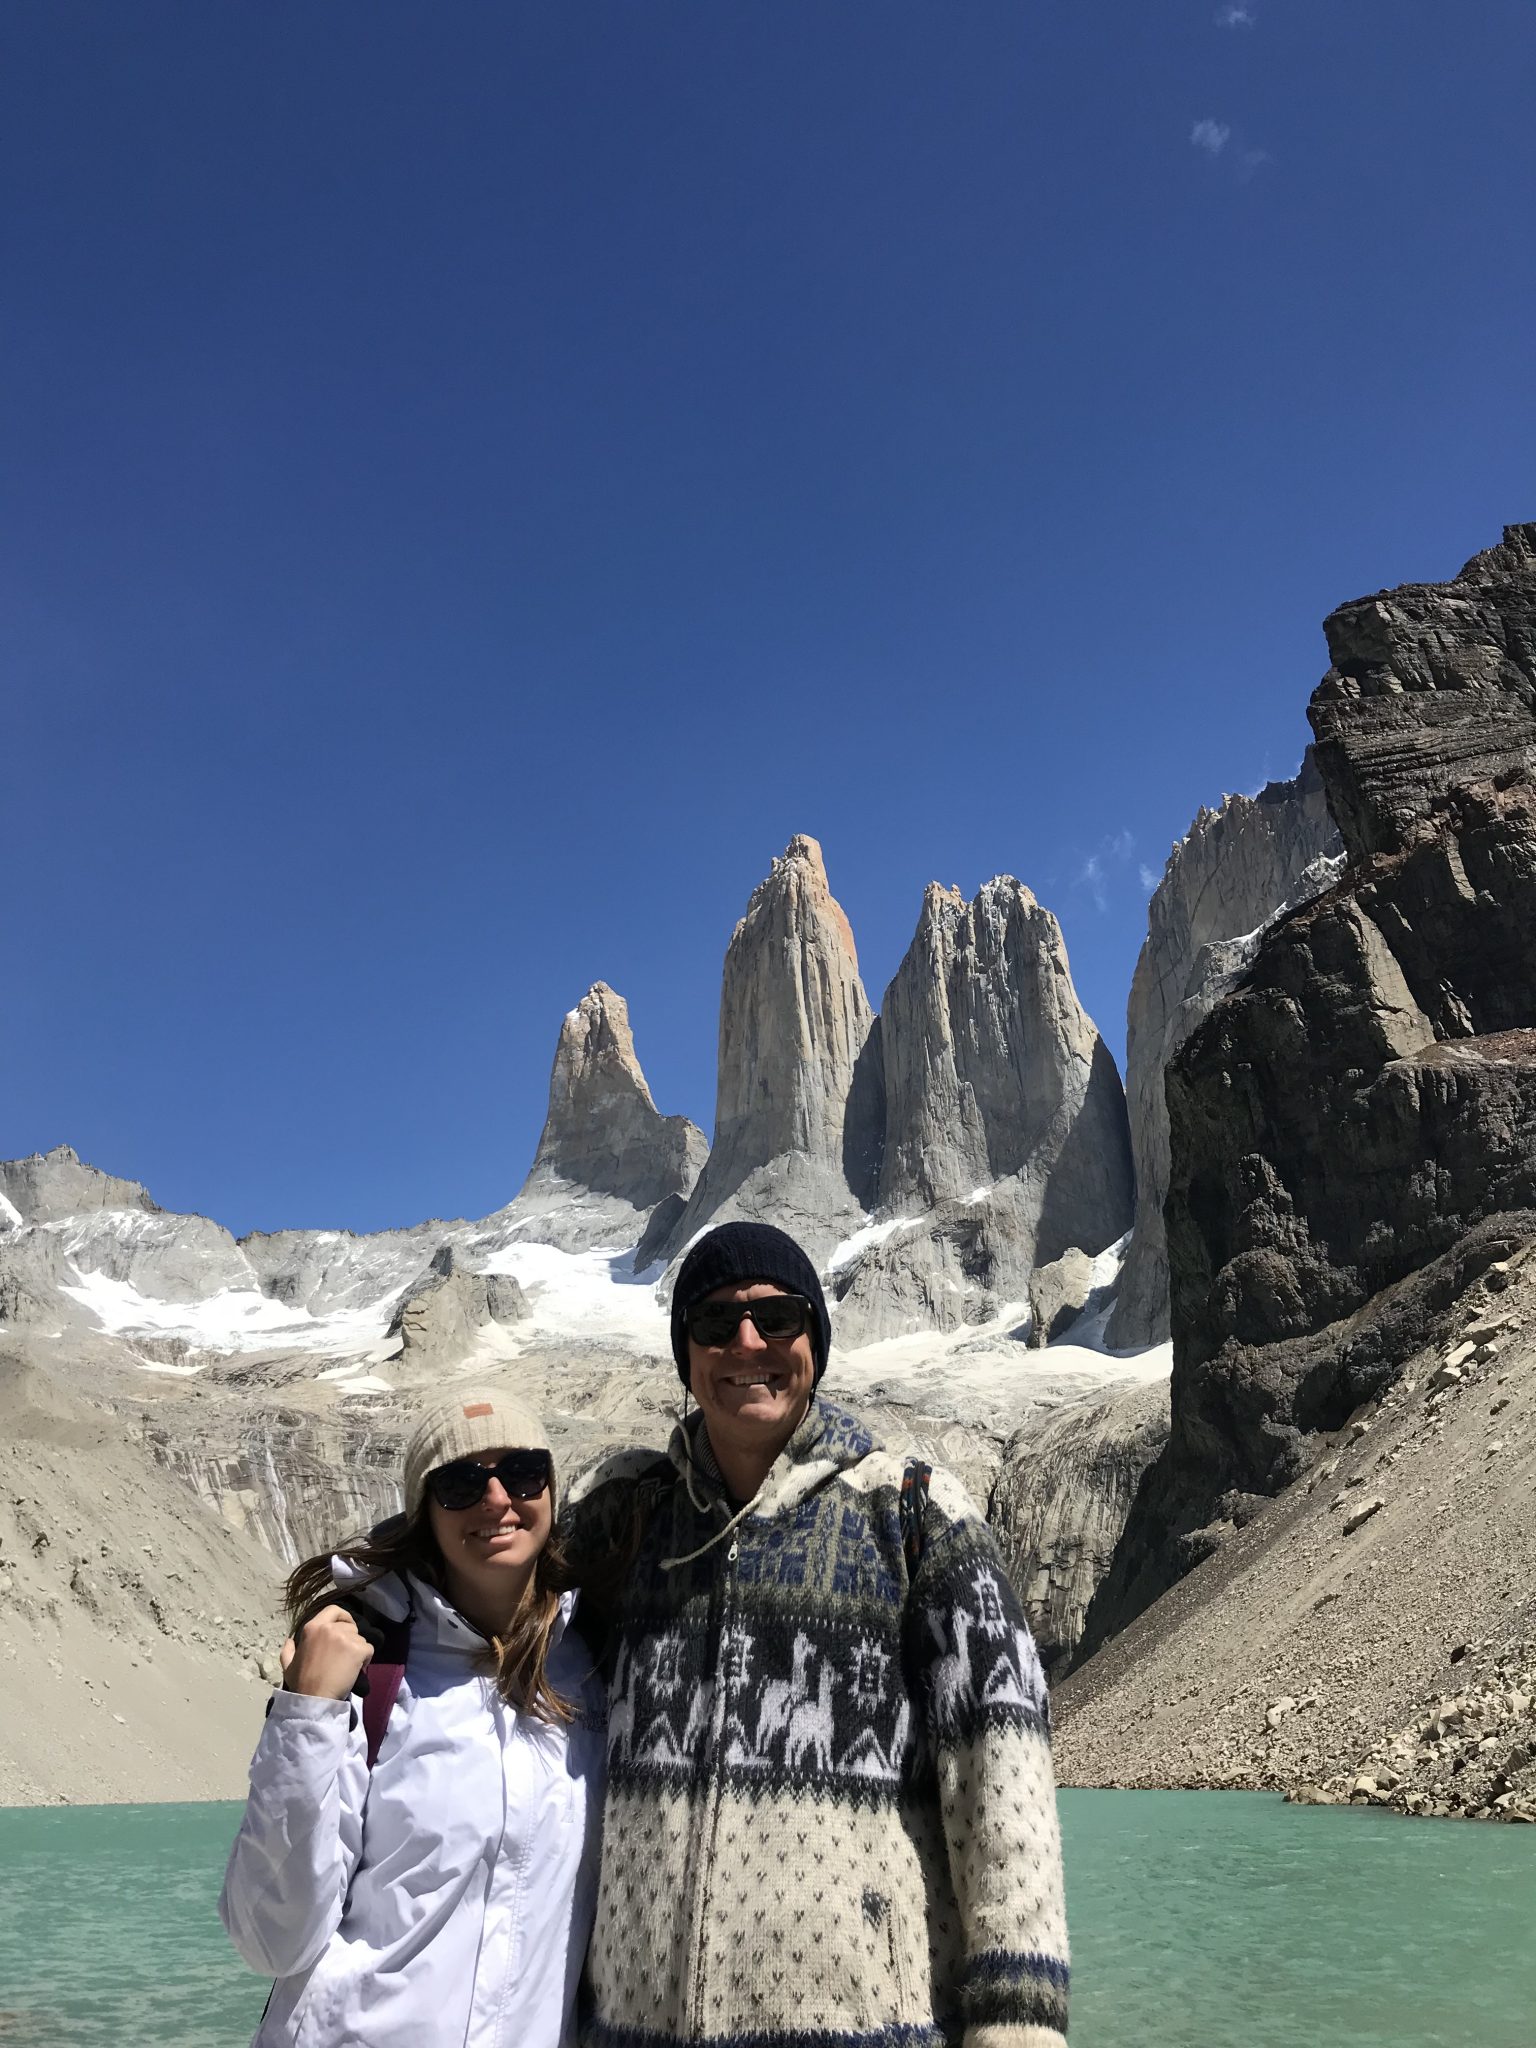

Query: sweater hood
[658,1396,883,1571]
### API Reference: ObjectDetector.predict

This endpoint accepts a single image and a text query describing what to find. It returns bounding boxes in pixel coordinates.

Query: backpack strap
[899,1457,932,1573]
[337,1598,412,1771]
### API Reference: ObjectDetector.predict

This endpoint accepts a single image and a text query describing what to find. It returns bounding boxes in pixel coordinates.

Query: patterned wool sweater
[564,1395,1069,2048]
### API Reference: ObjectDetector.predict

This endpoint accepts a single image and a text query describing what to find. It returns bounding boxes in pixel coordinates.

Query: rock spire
[509,982,707,1254]
[832,876,1133,1345]
[525,981,706,1210]
[649,835,881,1267]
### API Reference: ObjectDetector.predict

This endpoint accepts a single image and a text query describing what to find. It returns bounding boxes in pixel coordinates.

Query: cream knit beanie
[402,1383,551,1516]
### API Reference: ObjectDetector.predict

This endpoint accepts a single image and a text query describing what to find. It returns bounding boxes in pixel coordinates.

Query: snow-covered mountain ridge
[0,793,1322,1704]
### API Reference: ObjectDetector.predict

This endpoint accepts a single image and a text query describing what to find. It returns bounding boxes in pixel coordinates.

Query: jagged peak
[781,831,826,874]
[1456,519,1536,584]
[733,833,861,972]
[909,876,1056,949]
[519,979,706,1216]
[545,981,660,1119]
[1160,752,1328,887]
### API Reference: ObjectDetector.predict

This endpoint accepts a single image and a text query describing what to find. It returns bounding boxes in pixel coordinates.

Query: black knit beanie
[670,1222,832,1387]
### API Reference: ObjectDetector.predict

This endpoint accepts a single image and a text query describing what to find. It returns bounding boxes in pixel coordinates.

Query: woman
[221,1385,604,2048]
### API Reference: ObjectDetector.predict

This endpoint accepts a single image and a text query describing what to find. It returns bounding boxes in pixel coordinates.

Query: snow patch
[834,1287,1170,1437]
[128,1354,206,1378]
[477,1242,667,1349]
[0,1190,23,1230]
[824,1216,915,1275]
[59,1265,394,1354]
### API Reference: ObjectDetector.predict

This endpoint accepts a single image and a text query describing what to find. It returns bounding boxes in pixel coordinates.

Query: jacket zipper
[686,1535,739,2041]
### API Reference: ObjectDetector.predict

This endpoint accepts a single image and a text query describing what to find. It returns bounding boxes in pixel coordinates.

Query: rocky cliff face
[989,1377,1169,1675]
[0,1145,159,1225]
[1107,760,1341,1350]
[0,1351,287,1804]
[650,836,882,1267]
[832,877,1132,1345]
[1311,523,1536,861]
[509,981,707,1253]
[240,1222,442,1316]
[1082,523,1536,1654]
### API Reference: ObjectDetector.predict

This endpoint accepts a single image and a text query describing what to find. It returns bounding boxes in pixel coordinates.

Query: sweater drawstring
[660,1426,761,1571]
[659,1490,759,1573]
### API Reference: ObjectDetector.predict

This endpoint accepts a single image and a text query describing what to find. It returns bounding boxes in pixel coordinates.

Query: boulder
[1027,1248,1101,1348]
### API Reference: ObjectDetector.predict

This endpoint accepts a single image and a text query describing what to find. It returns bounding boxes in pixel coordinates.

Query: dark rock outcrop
[1108,761,1341,1349]
[1310,523,1536,863]
[654,836,881,1267]
[1082,522,1536,1654]
[832,878,1132,1345]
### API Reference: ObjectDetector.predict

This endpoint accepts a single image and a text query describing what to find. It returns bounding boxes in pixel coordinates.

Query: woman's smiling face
[427,1447,553,1617]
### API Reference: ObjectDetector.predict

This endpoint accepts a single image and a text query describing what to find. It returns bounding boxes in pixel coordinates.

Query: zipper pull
[727,1540,739,1564]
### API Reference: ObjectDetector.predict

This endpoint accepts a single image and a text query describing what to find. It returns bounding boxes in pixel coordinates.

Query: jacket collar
[667,1393,879,1524]
[332,1554,577,1652]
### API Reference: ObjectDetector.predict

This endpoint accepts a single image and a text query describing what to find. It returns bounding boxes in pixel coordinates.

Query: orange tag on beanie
[462,1402,493,1419]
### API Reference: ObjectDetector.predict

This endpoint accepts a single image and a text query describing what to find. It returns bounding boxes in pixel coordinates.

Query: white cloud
[1238,147,1273,180]
[1215,5,1255,26]
[1077,854,1106,912]
[1191,119,1231,156]
[1139,864,1160,894]
[1075,832,1138,914]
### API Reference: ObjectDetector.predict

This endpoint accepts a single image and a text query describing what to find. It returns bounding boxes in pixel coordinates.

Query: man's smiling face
[686,1281,817,1466]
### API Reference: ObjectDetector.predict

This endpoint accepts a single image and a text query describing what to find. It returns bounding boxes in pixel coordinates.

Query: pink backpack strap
[359,1611,410,1769]
[340,1600,412,1770]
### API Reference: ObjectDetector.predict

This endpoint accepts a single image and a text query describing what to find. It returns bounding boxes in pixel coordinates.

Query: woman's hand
[280,1605,375,1700]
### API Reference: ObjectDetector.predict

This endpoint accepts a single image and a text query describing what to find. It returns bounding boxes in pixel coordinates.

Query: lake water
[0,1791,1532,2045]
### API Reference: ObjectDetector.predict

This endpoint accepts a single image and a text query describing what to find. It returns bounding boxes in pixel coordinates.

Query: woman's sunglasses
[684,1295,813,1350]
[426,1449,553,1512]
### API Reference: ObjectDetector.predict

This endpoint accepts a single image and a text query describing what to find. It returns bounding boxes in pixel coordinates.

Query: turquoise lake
[0,1791,1532,2045]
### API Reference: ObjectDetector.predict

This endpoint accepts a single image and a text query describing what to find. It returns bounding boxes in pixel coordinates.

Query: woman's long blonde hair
[284,1486,580,1725]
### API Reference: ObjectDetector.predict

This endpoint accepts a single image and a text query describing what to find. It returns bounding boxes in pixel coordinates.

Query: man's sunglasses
[426,1449,553,1512]
[684,1295,814,1350]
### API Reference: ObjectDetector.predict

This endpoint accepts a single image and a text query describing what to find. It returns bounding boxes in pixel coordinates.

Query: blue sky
[8,1,1534,1235]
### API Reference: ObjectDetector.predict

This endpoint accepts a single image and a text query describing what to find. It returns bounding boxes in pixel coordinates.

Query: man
[567,1220,1069,2048]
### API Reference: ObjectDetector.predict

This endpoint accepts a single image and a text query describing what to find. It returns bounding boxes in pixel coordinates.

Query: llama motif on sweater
[565,1396,1070,2048]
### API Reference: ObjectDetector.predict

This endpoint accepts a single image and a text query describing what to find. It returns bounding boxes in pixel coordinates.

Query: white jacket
[220,1569,605,2048]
